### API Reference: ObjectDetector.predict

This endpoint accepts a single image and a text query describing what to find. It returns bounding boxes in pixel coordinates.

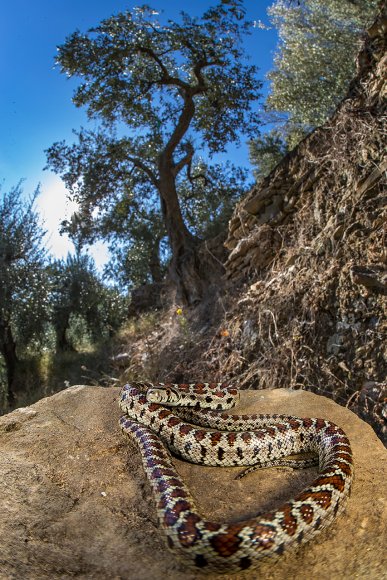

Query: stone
[225,225,281,274]
[0,386,386,579]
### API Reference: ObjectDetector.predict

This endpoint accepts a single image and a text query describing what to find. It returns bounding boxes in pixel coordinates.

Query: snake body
[119,383,353,574]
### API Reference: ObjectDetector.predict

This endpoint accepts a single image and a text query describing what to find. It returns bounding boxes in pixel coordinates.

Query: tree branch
[127,155,159,187]
[161,95,196,162]
[172,143,194,176]
[192,57,222,88]
[135,46,190,90]
[136,42,223,165]
[161,60,214,161]
[179,36,223,88]
[187,169,209,187]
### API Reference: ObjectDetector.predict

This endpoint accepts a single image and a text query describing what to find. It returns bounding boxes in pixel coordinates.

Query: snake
[119,382,353,574]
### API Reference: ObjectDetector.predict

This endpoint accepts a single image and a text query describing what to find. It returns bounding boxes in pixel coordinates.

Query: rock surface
[0,386,386,580]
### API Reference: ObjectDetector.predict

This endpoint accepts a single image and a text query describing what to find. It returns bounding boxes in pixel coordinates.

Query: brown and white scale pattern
[119,383,354,574]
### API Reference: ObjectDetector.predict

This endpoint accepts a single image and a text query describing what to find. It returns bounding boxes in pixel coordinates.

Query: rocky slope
[219,6,386,442]
[123,6,386,444]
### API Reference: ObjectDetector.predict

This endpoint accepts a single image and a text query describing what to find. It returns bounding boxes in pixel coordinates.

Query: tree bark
[55,311,75,352]
[0,323,18,408]
[155,90,213,305]
[149,237,163,284]
[158,160,207,305]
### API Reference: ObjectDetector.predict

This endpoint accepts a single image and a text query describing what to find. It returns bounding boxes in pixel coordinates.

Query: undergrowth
[0,339,117,413]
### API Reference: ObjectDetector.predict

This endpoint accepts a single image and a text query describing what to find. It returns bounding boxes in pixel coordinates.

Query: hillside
[114,5,386,445]
[221,7,387,440]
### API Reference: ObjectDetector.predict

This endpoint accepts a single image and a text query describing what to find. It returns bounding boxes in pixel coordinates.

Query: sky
[0,0,278,269]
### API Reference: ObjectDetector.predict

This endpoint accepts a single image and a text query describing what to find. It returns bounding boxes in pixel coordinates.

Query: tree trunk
[0,323,18,408]
[158,164,206,305]
[149,237,163,284]
[55,311,75,351]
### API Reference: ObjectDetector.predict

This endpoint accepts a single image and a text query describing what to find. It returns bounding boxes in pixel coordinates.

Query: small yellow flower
[176,308,183,316]
[220,329,230,337]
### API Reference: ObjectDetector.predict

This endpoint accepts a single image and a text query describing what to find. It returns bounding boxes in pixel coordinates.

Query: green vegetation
[0,184,127,412]
[49,253,127,350]
[45,1,260,304]
[249,0,379,179]
[0,185,50,407]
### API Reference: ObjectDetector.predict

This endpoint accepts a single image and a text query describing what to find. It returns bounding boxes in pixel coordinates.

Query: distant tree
[97,285,129,337]
[267,0,378,135]
[46,1,262,304]
[249,0,379,177]
[49,253,126,350]
[248,131,288,181]
[0,185,49,406]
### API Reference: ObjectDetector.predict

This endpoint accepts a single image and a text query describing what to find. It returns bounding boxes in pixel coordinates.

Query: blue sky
[1,1,278,266]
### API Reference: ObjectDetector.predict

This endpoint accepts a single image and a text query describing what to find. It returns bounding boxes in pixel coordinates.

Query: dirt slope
[219,5,387,442]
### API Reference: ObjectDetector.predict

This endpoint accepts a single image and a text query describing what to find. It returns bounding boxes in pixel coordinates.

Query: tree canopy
[46,1,262,303]
[249,0,379,179]
[0,185,49,405]
[49,253,128,350]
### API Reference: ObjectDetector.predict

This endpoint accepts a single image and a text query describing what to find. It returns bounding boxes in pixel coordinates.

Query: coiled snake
[119,383,353,574]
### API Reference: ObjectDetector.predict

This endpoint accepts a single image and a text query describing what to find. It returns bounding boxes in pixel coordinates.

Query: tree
[46,2,262,304]
[268,0,378,135]
[0,185,49,406]
[248,131,288,181]
[249,0,379,176]
[49,253,127,350]
[60,153,250,290]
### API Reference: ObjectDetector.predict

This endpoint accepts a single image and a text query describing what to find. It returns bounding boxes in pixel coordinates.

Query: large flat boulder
[0,386,386,579]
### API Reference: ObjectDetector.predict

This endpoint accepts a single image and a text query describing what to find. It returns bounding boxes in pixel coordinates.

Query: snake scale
[119,382,353,574]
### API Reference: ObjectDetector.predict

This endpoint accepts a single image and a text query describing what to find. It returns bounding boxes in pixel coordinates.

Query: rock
[350,264,387,292]
[244,187,273,215]
[225,225,281,276]
[0,386,386,579]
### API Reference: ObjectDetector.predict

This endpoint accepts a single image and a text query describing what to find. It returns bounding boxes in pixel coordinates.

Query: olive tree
[46,2,262,304]
[49,253,127,350]
[249,0,379,176]
[267,0,379,137]
[0,185,49,406]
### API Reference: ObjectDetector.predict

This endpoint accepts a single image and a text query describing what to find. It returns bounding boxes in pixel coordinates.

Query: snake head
[146,385,180,405]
